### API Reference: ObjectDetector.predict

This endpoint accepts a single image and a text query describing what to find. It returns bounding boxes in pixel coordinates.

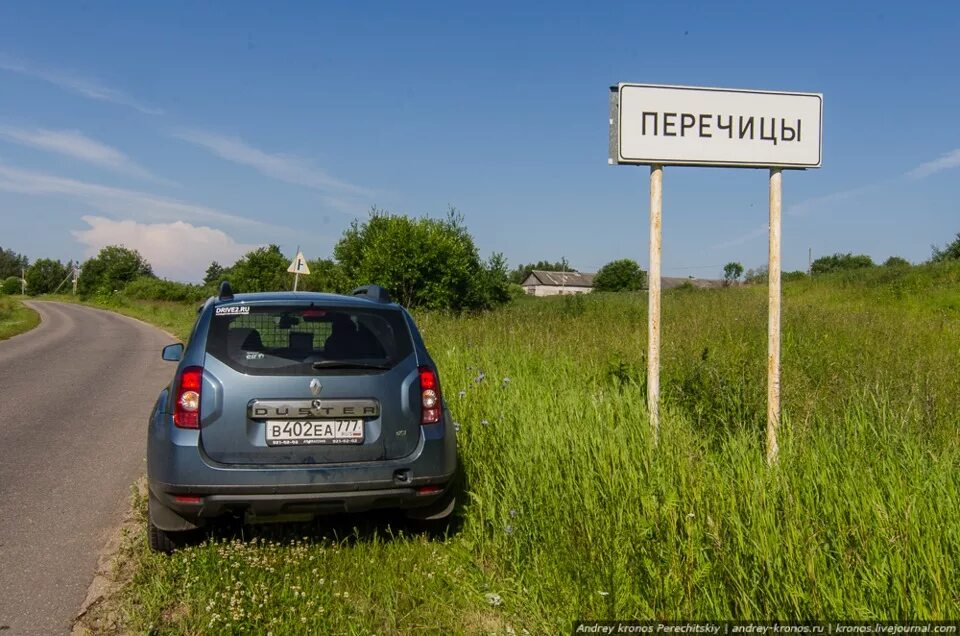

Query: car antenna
[219,280,234,301]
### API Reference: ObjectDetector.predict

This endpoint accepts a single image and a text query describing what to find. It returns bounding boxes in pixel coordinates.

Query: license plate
[265,420,364,446]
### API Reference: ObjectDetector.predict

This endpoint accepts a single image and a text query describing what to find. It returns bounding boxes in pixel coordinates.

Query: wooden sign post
[610,83,822,462]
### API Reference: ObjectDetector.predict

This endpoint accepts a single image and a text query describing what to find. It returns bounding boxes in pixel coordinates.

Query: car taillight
[418,366,441,425]
[173,366,203,429]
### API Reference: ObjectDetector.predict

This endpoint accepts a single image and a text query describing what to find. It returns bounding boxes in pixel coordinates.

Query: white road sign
[287,251,310,275]
[610,83,822,168]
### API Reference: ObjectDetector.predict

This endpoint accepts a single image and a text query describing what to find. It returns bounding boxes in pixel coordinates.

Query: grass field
[72,263,960,633]
[0,296,40,340]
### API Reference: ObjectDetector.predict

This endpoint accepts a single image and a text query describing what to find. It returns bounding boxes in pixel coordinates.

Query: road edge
[72,479,147,635]
[0,298,42,341]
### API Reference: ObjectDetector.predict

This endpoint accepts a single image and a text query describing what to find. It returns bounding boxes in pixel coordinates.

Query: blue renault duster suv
[147,283,458,552]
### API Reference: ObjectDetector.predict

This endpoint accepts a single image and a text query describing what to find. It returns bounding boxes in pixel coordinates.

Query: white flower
[485,592,503,606]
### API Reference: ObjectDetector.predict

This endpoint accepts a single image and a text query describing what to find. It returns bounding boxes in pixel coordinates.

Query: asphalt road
[0,301,174,635]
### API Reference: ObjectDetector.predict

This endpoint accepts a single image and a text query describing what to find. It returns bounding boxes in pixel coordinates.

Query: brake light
[173,366,203,429]
[418,366,441,424]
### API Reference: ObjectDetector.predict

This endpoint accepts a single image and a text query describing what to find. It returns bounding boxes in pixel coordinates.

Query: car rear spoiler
[351,285,392,303]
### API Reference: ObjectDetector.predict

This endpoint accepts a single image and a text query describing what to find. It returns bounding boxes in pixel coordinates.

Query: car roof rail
[351,284,392,303]
[218,280,234,301]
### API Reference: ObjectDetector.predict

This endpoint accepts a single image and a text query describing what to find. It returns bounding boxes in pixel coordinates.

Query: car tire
[147,499,195,554]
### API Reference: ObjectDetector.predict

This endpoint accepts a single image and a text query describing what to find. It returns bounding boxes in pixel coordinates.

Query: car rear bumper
[149,480,456,530]
[147,400,457,530]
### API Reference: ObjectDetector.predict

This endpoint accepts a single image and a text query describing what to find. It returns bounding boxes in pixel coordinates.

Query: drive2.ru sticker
[215,305,250,316]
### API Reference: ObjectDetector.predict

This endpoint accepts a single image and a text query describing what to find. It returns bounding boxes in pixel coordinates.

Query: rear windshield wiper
[311,360,392,371]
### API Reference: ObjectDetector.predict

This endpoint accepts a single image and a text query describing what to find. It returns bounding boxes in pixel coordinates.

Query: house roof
[523,270,595,287]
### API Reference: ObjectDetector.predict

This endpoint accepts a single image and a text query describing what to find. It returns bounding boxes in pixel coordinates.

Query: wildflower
[687,512,695,519]
[509,508,517,518]
[454,422,461,433]
[505,524,514,535]
[598,591,610,597]
[474,371,486,383]
[502,377,511,387]
[485,592,503,606]
[458,390,466,399]
[481,419,489,426]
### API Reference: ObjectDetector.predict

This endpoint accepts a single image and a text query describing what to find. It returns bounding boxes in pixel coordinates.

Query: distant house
[521,270,595,296]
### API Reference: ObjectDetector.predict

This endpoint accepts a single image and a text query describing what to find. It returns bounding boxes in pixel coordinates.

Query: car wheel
[147,498,196,554]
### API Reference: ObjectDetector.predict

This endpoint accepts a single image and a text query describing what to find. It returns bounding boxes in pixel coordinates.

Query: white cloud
[0,126,171,184]
[905,148,960,180]
[0,162,265,229]
[72,216,257,282]
[170,128,369,198]
[0,55,162,115]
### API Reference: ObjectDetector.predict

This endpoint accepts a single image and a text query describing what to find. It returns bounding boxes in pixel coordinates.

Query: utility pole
[72,265,79,295]
[808,247,812,276]
[561,256,566,294]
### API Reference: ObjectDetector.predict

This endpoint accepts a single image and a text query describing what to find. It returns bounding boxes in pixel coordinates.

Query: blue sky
[1,1,957,281]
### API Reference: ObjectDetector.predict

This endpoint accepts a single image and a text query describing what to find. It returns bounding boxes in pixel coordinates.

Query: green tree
[78,246,154,296]
[229,245,290,293]
[203,261,226,285]
[0,246,29,279]
[1,276,21,295]
[931,233,960,263]
[509,259,571,285]
[334,208,509,311]
[299,259,351,294]
[883,256,911,268]
[593,259,647,292]
[811,253,874,275]
[25,258,70,295]
[722,262,744,286]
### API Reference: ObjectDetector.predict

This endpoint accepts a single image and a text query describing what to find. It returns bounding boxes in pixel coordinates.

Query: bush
[1,276,21,295]
[121,278,212,303]
[811,253,874,275]
[334,208,510,311]
[883,256,911,268]
[594,259,647,292]
[78,246,154,296]
[782,270,808,282]
[930,233,960,263]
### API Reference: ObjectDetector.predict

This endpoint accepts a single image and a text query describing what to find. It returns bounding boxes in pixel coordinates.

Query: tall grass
[75,267,960,633]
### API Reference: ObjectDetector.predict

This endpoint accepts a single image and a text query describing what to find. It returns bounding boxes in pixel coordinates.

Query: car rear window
[205,304,413,375]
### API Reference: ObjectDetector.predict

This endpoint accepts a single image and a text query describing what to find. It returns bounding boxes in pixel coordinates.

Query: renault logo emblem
[309,378,322,396]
